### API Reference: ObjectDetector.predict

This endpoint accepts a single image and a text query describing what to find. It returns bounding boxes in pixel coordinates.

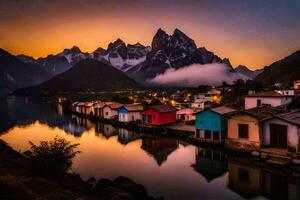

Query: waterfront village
[67,80,300,167]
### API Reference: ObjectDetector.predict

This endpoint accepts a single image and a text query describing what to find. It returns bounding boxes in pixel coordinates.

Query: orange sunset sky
[0,0,299,69]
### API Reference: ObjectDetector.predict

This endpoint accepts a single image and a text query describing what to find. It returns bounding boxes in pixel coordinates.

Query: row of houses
[71,90,300,161]
[72,101,195,124]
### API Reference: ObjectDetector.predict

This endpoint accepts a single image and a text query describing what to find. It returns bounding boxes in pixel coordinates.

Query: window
[238,124,249,138]
[257,99,262,107]
[213,131,220,140]
[106,112,108,116]
[132,116,134,120]
[238,168,249,183]
[204,130,211,139]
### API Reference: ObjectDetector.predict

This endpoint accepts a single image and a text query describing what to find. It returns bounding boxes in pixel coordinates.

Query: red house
[141,105,177,126]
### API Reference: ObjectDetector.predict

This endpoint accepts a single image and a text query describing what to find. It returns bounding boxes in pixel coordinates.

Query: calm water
[0,96,299,200]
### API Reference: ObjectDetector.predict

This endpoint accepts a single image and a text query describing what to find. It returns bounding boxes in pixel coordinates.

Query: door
[270,124,287,148]
[148,115,152,123]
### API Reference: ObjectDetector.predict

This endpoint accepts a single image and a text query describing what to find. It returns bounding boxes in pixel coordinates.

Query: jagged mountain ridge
[17,28,236,82]
[235,65,263,79]
[126,28,235,82]
[0,49,51,94]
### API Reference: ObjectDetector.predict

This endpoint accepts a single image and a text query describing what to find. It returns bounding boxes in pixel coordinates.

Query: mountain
[13,59,140,95]
[126,28,234,82]
[235,65,263,79]
[96,39,151,71]
[0,48,51,94]
[17,46,90,76]
[254,50,300,86]
[11,28,239,87]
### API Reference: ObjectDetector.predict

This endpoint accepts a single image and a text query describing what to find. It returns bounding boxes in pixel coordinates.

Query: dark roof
[246,91,293,97]
[226,106,286,121]
[274,110,300,126]
[194,105,237,116]
[150,105,177,113]
[122,104,144,112]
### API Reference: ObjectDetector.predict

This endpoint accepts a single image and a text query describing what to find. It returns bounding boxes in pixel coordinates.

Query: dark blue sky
[0,0,299,68]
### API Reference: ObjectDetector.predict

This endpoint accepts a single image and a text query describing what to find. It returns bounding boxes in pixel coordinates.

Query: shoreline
[0,139,161,200]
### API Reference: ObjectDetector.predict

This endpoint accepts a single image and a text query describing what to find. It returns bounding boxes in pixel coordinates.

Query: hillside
[235,65,263,79]
[13,59,140,95]
[254,50,300,86]
[0,48,51,94]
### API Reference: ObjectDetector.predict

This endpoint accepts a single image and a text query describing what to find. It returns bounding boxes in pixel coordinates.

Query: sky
[0,0,299,69]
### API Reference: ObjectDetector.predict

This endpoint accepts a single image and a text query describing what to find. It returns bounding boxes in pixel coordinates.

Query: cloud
[148,63,247,87]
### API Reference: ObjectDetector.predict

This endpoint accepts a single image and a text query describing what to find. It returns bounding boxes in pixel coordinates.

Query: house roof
[122,104,144,112]
[210,106,237,115]
[149,105,177,113]
[246,91,293,97]
[226,106,286,121]
[106,102,123,110]
[274,110,300,126]
[72,101,79,106]
[194,105,237,116]
[94,102,106,108]
[84,102,95,107]
[77,102,86,106]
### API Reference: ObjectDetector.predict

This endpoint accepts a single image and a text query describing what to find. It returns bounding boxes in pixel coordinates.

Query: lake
[0,96,299,200]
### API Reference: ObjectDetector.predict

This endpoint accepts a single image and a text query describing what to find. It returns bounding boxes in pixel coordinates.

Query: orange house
[226,106,285,152]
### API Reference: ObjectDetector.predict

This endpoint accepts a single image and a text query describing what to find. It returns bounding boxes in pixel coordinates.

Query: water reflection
[1,97,300,200]
[192,147,227,182]
[141,135,179,166]
[118,128,141,145]
[228,156,300,200]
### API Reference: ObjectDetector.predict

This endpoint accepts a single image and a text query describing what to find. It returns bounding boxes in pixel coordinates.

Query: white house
[192,88,221,109]
[176,108,196,122]
[244,91,294,109]
[118,104,144,122]
[103,102,123,119]
[262,110,300,154]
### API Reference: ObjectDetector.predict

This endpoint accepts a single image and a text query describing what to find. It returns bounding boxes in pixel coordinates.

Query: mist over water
[149,63,247,87]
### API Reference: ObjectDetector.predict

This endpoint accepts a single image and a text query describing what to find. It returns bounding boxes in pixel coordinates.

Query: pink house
[244,91,293,109]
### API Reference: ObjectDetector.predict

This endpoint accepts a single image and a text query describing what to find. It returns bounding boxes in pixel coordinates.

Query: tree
[28,137,80,181]
[221,79,263,106]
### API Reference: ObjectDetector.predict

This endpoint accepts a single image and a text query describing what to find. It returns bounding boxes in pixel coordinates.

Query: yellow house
[228,161,262,198]
[226,106,285,152]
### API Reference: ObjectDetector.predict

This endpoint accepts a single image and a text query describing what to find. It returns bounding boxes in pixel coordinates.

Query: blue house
[194,106,237,143]
[118,104,144,123]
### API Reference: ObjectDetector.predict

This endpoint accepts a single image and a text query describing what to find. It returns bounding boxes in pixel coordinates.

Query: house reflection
[191,147,227,182]
[118,128,140,145]
[228,157,300,200]
[141,135,179,166]
[72,116,93,130]
[95,122,118,139]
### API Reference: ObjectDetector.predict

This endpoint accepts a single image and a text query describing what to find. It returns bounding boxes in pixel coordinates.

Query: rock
[113,176,148,199]
[125,184,148,199]
[113,176,136,187]
[87,177,96,183]
[95,179,117,191]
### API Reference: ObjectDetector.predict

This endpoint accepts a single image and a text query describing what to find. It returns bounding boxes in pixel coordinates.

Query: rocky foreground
[0,140,161,200]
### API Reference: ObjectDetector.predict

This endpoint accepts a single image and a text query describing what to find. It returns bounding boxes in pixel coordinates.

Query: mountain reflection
[1,97,300,200]
[0,96,87,136]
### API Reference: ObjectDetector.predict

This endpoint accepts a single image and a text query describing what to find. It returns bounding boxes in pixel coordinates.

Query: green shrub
[28,137,80,181]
